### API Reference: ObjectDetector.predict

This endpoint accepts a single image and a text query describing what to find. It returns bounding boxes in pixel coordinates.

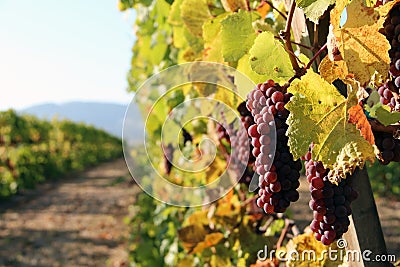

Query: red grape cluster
[305,149,359,245]
[374,131,400,164]
[216,123,231,145]
[246,80,302,214]
[383,5,400,111]
[230,102,256,185]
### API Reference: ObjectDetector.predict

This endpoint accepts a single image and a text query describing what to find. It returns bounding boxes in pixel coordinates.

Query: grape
[247,80,302,214]
[373,131,400,165]
[230,101,257,185]
[383,11,400,112]
[396,58,400,70]
[305,149,358,245]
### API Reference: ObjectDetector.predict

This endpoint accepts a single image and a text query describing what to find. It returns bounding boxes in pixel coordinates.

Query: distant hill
[21,102,138,138]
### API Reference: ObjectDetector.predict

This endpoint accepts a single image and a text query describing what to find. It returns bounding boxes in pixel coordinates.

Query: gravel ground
[0,158,138,267]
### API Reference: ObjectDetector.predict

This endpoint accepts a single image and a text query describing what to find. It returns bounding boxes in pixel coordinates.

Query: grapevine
[120,0,400,264]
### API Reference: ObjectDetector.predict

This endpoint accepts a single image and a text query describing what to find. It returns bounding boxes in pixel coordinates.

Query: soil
[0,158,139,267]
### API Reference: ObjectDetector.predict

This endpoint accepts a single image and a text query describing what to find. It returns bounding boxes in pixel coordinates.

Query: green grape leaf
[364,103,400,126]
[248,31,294,80]
[220,10,257,62]
[202,14,229,62]
[181,0,212,37]
[168,0,184,26]
[286,71,376,181]
[295,0,335,23]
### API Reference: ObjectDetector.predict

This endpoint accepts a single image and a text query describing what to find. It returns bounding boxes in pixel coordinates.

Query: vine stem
[276,218,293,249]
[284,43,328,87]
[305,43,327,70]
[281,0,302,77]
[274,36,313,50]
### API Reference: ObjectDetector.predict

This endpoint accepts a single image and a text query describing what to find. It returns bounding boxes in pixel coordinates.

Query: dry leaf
[348,104,375,145]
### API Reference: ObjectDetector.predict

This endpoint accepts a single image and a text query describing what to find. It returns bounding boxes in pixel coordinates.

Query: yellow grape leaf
[194,232,224,253]
[178,224,208,249]
[215,193,241,217]
[221,0,248,12]
[348,104,375,145]
[187,210,210,226]
[179,224,224,254]
[203,14,230,63]
[205,155,227,184]
[330,0,390,85]
[286,72,376,179]
[318,56,349,83]
[181,0,212,37]
[285,231,345,267]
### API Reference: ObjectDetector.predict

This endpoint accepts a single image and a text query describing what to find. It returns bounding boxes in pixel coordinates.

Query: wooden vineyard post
[343,168,390,267]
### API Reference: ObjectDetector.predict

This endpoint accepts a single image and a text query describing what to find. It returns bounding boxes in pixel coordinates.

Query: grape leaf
[203,14,229,62]
[295,0,335,23]
[248,31,294,80]
[330,0,390,85]
[220,10,257,62]
[318,56,349,83]
[285,231,345,267]
[348,104,375,145]
[364,103,400,126]
[221,0,248,12]
[181,0,212,37]
[178,224,224,253]
[286,71,376,180]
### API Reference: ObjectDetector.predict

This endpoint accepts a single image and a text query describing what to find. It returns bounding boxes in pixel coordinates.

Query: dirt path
[290,176,400,260]
[0,158,138,267]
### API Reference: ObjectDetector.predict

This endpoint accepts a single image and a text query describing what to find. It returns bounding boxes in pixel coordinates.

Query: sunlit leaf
[248,32,294,81]
[295,0,335,23]
[220,10,257,62]
[364,103,400,126]
[286,71,376,180]
[330,0,390,85]
[181,0,212,37]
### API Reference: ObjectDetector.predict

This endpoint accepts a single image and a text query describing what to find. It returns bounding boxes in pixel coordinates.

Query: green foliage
[220,10,257,62]
[0,110,122,198]
[368,161,400,199]
[249,31,294,82]
[119,0,399,265]
[295,0,335,23]
[364,103,400,126]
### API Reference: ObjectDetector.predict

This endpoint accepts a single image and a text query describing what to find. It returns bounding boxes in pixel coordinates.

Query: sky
[0,0,136,110]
